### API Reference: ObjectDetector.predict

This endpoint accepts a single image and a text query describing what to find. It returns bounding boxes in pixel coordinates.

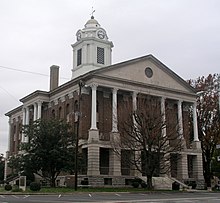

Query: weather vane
[90,7,95,18]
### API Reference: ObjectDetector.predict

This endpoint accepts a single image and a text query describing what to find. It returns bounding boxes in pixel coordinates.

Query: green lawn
[0,186,148,193]
[39,187,147,193]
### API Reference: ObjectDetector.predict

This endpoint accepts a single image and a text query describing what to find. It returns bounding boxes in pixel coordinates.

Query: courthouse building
[5,16,204,188]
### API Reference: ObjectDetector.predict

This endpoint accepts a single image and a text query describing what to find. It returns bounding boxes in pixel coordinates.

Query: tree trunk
[147,175,153,190]
[51,178,56,187]
[50,173,56,188]
[204,158,212,187]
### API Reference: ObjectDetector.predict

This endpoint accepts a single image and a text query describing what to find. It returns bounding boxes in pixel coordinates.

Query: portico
[81,80,202,183]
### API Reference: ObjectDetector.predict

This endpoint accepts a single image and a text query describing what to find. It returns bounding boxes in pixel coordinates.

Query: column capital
[178,100,183,105]
[37,100,43,105]
[161,96,166,101]
[68,92,74,99]
[54,99,58,105]
[112,88,118,93]
[8,117,12,124]
[60,96,65,103]
[48,102,52,108]
[90,83,98,90]
[132,91,138,98]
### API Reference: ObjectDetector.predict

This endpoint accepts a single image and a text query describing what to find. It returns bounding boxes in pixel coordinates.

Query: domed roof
[75,16,111,42]
[85,16,100,28]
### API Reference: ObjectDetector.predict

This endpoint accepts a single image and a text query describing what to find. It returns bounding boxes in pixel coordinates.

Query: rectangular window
[77,49,82,66]
[104,178,112,185]
[97,47,104,64]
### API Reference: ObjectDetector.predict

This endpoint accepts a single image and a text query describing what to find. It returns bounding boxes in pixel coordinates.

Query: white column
[193,102,199,141]
[7,119,11,151]
[24,106,30,143]
[132,91,141,176]
[132,91,137,111]
[90,84,97,130]
[37,101,42,119]
[132,91,138,130]
[25,106,30,125]
[178,100,183,138]
[4,157,7,182]
[132,92,138,128]
[112,88,118,132]
[22,107,26,142]
[22,108,26,125]
[33,103,37,121]
[161,97,166,137]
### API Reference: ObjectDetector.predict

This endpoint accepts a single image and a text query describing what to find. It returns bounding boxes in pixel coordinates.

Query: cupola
[71,16,114,79]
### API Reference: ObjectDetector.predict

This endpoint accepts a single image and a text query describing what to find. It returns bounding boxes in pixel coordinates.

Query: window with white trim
[97,47,104,64]
[77,48,82,66]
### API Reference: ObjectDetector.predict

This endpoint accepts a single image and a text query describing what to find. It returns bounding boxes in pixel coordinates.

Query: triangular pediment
[93,55,195,94]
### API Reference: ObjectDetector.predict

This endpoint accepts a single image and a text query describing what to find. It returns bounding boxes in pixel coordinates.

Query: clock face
[77,31,82,41]
[97,30,105,39]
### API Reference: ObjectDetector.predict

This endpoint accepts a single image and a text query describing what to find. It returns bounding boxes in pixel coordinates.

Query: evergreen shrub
[4,184,12,191]
[30,182,41,191]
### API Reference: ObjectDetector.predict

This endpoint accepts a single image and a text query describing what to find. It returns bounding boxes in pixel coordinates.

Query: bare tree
[112,95,183,190]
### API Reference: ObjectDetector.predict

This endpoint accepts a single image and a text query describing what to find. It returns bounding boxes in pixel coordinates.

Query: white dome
[75,16,110,42]
[85,16,100,28]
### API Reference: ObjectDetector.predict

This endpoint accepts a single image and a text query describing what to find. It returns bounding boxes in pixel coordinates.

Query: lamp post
[218,75,220,115]
[74,80,85,191]
[0,154,5,183]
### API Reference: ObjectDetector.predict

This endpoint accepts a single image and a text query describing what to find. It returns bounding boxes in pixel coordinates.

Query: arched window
[58,107,62,119]
[66,103,70,115]
[74,100,79,111]
[52,109,55,118]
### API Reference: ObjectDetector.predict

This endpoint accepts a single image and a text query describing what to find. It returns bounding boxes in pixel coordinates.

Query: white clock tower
[71,16,114,79]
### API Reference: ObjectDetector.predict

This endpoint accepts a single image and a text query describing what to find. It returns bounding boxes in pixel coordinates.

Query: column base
[109,132,121,176]
[193,153,204,180]
[109,149,121,176]
[191,141,201,149]
[110,132,120,143]
[177,153,189,180]
[87,143,100,176]
[88,129,99,143]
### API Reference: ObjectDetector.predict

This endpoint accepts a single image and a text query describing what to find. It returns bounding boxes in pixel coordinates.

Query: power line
[0,85,19,102]
[0,65,69,80]
[0,65,48,76]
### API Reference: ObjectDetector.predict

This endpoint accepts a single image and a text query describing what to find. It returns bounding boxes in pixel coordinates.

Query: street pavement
[1,191,220,203]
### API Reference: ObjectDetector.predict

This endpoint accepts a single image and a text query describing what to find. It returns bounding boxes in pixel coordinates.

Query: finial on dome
[90,7,95,19]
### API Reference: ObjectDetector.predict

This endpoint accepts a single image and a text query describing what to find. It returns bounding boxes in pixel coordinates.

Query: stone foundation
[77,175,133,187]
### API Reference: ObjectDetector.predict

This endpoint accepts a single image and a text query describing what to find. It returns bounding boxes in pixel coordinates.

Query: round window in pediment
[145,67,153,78]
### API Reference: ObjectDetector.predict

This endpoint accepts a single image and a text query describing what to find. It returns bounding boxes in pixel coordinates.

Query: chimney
[50,65,59,91]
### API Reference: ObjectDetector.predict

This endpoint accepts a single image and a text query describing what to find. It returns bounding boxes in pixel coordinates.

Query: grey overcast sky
[0,0,220,154]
